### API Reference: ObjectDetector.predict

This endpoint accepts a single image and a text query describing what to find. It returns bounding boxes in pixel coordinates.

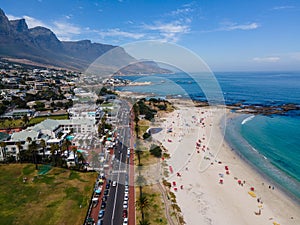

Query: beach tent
[248,191,256,198]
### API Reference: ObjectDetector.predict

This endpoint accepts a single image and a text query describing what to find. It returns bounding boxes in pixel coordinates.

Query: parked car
[123,200,128,209]
[124,193,128,201]
[97,219,103,225]
[104,189,109,196]
[98,209,105,219]
[112,181,117,187]
[123,218,128,225]
[124,185,129,194]
[101,201,106,209]
[122,209,128,218]
[86,217,94,225]
[102,196,107,202]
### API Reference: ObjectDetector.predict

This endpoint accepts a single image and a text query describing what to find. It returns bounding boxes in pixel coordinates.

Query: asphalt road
[102,99,131,225]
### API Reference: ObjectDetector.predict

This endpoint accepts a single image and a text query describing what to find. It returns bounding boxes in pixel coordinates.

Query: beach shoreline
[223,113,300,206]
[150,100,300,225]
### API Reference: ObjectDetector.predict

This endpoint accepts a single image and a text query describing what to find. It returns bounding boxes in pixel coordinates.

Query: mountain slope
[0,8,170,74]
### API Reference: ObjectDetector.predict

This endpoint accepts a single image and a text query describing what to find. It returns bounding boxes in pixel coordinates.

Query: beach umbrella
[250,187,255,191]
[172,181,176,186]
[238,180,242,184]
[219,179,223,184]
[225,166,229,170]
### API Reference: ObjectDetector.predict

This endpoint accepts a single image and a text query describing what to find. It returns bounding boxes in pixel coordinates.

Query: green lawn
[0,164,97,225]
[28,115,68,125]
[0,119,24,129]
[0,115,68,129]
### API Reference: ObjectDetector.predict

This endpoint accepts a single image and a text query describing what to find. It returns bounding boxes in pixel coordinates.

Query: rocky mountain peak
[10,19,28,33]
[0,8,11,35]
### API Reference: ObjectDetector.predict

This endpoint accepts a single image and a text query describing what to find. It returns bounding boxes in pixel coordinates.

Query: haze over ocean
[115,71,300,201]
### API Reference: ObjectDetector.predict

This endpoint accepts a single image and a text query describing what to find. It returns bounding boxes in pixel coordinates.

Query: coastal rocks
[228,103,300,115]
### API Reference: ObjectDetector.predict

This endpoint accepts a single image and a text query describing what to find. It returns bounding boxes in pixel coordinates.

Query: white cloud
[7,14,48,28]
[289,52,300,61]
[271,5,295,10]
[23,16,48,28]
[6,13,83,41]
[222,22,259,31]
[7,14,21,20]
[170,7,193,16]
[253,57,280,62]
[201,22,260,33]
[143,21,190,42]
[98,28,145,39]
[51,21,82,41]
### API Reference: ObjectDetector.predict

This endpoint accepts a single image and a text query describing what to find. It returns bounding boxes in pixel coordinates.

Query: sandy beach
[152,100,300,225]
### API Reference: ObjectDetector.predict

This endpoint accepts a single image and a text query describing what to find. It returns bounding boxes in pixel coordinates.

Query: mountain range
[0,8,169,74]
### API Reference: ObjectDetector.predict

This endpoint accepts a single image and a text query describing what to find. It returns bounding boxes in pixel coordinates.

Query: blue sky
[1,0,300,71]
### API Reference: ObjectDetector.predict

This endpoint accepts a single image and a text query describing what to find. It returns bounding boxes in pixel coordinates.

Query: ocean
[115,71,300,201]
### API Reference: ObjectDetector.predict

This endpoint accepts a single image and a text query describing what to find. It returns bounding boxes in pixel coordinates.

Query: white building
[0,117,96,161]
[68,104,104,123]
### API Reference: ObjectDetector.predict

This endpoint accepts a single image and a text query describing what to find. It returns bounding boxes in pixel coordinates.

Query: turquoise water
[115,71,300,201]
[225,114,300,202]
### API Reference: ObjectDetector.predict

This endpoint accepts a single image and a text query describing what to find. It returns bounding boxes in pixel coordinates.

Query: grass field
[27,114,68,125]
[0,115,68,129]
[0,164,97,225]
[0,119,24,129]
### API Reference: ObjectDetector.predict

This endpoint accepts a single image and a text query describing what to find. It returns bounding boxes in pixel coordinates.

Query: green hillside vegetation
[0,164,97,225]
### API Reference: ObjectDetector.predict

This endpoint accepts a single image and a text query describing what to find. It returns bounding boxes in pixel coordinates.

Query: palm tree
[28,140,38,170]
[40,139,46,162]
[16,141,23,163]
[63,139,71,157]
[72,146,78,167]
[0,141,7,162]
[22,114,29,127]
[139,219,150,225]
[77,151,85,170]
[50,143,59,166]
[136,195,150,221]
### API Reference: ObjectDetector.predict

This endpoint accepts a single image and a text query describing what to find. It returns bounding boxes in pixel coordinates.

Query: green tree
[139,219,150,225]
[16,141,23,163]
[72,146,78,166]
[40,139,46,161]
[149,145,162,158]
[136,195,150,221]
[62,139,71,156]
[50,143,59,166]
[27,138,39,170]
[22,114,29,126]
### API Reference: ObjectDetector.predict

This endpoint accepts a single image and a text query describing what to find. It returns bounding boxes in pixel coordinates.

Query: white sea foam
[241,115,255,125]
[251,147,258,153]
